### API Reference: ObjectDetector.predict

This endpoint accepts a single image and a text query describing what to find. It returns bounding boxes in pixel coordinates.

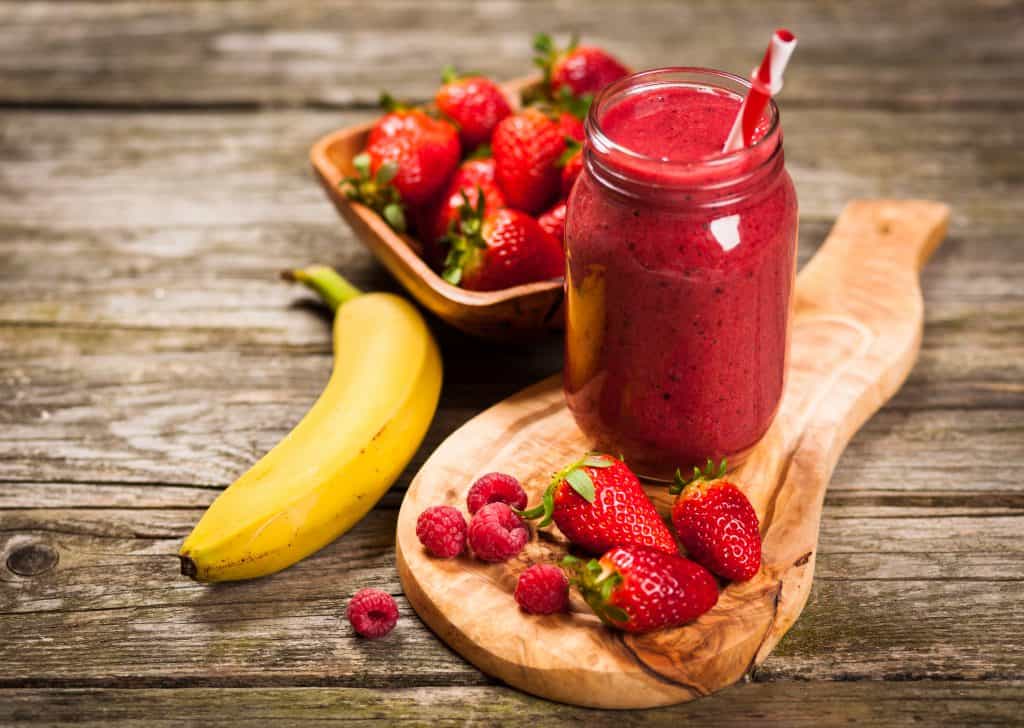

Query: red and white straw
[723,29,798,152]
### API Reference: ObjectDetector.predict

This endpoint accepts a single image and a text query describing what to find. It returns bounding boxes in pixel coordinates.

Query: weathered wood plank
[1,1,1021,110]
[0,503,1021,686]
[2,106,1022,245]
[2,683,1023,726]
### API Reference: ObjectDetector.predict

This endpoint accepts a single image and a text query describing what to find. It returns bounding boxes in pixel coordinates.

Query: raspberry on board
[466,472,528,514]
[347,588,399,639]
[515,563,569,615]
[467,502,529,562]
[416,505,468,558]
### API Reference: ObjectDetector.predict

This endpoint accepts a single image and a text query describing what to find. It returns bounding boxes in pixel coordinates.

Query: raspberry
[346,588,399,639]
[416,505,467,558]
[467,502,529,562]
[515,564,569,615]
[466,472,528,514]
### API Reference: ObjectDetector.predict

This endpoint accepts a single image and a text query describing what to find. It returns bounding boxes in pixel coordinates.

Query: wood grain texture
[1,1,1021,110]
[395,202,951,708]
[3,683,1024,727]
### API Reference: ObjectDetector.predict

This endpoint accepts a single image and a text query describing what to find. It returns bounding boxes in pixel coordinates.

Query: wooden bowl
[310,76,565,341]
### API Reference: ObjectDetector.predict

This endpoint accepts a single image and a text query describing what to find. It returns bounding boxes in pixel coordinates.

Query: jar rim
[586,66,782,170]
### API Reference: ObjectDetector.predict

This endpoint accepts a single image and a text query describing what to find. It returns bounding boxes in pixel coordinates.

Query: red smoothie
[564,68,798,478]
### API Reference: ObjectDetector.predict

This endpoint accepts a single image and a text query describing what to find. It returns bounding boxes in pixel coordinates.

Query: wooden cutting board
[396,200,949,709]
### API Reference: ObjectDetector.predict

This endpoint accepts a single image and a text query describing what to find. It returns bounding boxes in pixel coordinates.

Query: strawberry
[520,453,676,555]
[435,67,512,150]
[442,199,564,291]
[359,100,460,207]
[534,33,629,98]
[563,546,718,633]
[670,460,762,582]
[537,200,567,243]
[492,108,566,214]
[556,111,585,142]
[420,157,506,267]
[559,141,583,197]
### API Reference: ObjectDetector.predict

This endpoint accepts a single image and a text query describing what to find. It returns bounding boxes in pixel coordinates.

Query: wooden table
[1,2,1022,724]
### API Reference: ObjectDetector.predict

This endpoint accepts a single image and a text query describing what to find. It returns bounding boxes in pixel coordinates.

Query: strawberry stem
[669,458,728,495]
[519,453,617,526]
[562,555,628,627]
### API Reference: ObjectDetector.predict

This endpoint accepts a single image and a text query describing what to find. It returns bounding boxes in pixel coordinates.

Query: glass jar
[564,67,798,479]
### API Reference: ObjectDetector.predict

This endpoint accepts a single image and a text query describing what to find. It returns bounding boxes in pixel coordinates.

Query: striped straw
[723,29,798,153]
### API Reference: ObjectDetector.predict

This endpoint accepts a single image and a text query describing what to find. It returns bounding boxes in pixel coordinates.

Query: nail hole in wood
[7,542,59,577]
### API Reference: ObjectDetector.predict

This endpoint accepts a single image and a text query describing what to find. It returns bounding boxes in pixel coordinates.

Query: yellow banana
[179,266,442,582]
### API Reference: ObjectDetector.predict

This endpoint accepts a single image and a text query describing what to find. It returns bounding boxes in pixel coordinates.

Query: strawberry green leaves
[563,468,595,503]
[441,186,489,285]
[518,452,615,527]
[342,153,407,233]
[557,138,582,167]
[562,554,628,626]
[669,458,728,495]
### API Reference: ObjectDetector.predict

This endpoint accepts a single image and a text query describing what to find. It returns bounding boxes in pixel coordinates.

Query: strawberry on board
[492,108,567,214]
[563,545,718,633]
[355,98,461,209]
[537,200,567,244]
[670,460,762,582]
[534,33,630,99]
[435,66,512,150]
[519,453,676,555]
[419,157,507,267]
[441,196,563,291]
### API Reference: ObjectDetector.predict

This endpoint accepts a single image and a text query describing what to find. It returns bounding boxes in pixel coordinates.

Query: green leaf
[383,203,406,232]
[440,64,458,84]
[375,161,398,185]
[467,143,492,160]
[533,33,553,54]
[442,266,462,285]
[602,605,629,624]
[557,142,581,167]
[582,454,613,468]
[538,487,555,528]
[565,468,595,503]
[353,153,371,177]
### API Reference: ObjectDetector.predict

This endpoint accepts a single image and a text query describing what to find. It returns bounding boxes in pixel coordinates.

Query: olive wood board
[396,200,950,709]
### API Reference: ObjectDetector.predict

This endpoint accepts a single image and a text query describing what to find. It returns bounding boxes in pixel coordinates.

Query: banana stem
[282,265,362,312]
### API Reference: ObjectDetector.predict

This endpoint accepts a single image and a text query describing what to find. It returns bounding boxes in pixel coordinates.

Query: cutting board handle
[813,199,950,274]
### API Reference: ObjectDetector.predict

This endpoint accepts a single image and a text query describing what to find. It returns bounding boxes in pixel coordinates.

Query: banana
[179,266,442,582]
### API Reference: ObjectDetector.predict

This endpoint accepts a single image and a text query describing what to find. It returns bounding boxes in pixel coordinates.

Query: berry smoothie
[564,68,798,478]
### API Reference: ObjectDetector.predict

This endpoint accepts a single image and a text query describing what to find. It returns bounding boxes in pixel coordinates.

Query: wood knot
[6,542,59,577]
